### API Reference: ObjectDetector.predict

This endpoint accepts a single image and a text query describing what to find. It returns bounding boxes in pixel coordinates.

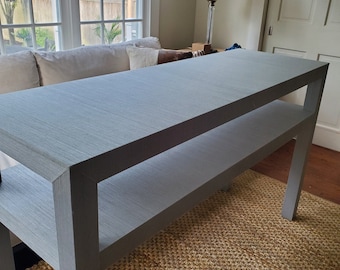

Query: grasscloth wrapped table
[0,50,328,270]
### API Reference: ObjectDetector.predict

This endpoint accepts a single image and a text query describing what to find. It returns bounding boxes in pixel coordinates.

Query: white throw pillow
[126,47,159,70]
[34,45,130,86]
[0,50,40,94]
[123,36,162,50]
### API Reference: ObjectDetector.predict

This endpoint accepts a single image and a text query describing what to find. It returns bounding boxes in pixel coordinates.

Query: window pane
[81,22,122,45]
[81,23,102,45]
[103,0,122,20]
[4,43,31,54]
[80,0,101,21]
[35,26,57,51]
[2,25,59,53]
[32,0,60,23]
[125,21,142,41]
[103,22,122,43]
[0,0,31,25]
[3,27,32,54]
[125,0,142,19]
[15,27,33,46]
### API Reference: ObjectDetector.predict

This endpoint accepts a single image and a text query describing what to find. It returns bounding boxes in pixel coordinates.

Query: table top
[0,50,327,182]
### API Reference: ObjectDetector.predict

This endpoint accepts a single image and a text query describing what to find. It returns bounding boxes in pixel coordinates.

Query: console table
[0,50,328,270]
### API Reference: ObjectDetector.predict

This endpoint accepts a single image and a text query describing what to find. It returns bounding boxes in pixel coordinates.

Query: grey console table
[0,50,328,270]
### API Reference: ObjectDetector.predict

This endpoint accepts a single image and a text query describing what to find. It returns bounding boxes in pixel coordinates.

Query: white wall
[194,0,267,51]
[153,0,266,50]
[157,0,197,49]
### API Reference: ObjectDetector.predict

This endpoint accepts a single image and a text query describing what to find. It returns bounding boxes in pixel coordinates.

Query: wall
[152,0,266,50]
[194,0,267,51]
[157,0,196,49]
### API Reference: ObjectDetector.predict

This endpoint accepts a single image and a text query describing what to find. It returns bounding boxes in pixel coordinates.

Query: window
[0,0,150,55]
[80,0,143,46]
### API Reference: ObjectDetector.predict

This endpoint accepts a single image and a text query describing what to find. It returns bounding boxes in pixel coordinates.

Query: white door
[262,0,340,151]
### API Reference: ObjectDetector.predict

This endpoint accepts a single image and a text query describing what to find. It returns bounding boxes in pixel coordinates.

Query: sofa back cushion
[34,45,128,86]
[0,50,40,94]
[34,36,161,86]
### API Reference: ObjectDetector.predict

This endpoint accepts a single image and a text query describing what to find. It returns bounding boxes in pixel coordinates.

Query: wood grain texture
[282,78,327,220]
[0,50,329,269]
[53,170,100,270]
[0,223,15,270]
[0,101,317,269]
[0,50,327,183]
[0,167,58,267]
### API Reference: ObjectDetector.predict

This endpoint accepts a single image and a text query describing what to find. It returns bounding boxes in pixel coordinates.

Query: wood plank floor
[252,140,340,205]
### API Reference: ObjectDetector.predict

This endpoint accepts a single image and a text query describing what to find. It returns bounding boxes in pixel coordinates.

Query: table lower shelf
[0,100,313,269]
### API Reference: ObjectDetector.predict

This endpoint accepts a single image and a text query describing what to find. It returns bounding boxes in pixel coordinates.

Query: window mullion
[122,0,126,41]
[0,23,5,54]
[28,0,37,49]
[60,0,81,49]
[101,0,104,44]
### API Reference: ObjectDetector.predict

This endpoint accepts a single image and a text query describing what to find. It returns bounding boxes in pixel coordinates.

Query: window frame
[0,0,156,54]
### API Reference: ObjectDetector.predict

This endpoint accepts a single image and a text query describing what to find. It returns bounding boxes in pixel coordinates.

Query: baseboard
[13,243,41,270]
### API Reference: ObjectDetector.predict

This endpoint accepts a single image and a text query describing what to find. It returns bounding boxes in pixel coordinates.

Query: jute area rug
[28,170,340,270]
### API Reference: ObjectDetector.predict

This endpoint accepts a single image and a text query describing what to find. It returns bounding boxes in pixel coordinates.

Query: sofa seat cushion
[0,51,40,94]
[34,36,162,86]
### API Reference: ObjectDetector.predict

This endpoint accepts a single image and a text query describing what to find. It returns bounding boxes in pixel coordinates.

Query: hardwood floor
[252,140,340,205]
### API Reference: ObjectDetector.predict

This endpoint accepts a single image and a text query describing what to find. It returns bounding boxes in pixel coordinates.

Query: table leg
[281,125,314,220]
[53,170,100,270]
[282,77,326,221]
[0,223,16,270]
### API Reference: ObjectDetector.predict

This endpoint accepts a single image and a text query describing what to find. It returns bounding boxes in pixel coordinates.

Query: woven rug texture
[27,170,340,270]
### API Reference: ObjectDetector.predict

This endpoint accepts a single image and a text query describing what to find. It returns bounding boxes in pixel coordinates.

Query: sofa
[0,36,199,171]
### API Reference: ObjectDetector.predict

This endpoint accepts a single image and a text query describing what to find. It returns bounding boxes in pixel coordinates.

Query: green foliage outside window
[93,21,122,44]
[0,0,18,44]
[16,27,55,50]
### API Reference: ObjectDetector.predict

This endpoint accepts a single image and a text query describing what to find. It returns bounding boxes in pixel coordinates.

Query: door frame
[246,0,269,51]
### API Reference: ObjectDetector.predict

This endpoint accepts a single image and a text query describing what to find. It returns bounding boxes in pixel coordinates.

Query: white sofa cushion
[34,36,162,86]
[34,45,129,86]
[0,51,40,94]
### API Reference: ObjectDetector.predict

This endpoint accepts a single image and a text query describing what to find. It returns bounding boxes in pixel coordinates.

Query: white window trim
[60,0,81,50]
[144,0,160,38]
[0,0,156,54]
[58,0,158,50]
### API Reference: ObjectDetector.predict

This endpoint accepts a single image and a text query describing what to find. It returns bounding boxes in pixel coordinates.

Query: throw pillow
[158,50,193,64]
[123,36,162,50]
[126,46,159,70]
[126,47,199,70]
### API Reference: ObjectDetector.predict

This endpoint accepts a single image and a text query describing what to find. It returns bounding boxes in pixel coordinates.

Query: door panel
[279,0,316,23]
[326,1,340,27]
[262,0,340,151]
